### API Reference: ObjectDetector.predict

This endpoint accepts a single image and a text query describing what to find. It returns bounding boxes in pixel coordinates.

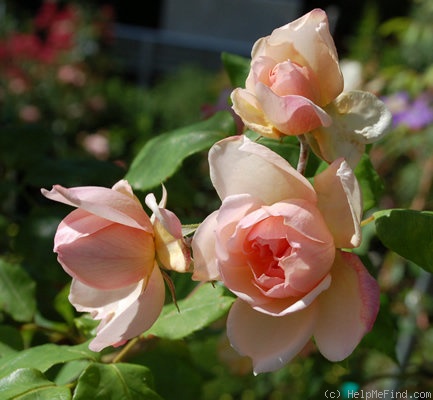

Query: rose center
[244,216,293,285]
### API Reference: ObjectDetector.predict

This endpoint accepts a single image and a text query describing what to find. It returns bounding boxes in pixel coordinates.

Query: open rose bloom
[192,136,380,374]
[231,8,391,167]
[41,180,190,351]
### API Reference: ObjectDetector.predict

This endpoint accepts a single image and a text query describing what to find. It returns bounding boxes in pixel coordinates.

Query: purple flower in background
[382,91,433,130]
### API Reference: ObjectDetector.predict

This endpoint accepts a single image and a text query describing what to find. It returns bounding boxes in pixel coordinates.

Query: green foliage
[374,209,433,273]
[2,0,433,398]
[221,52,250,88]
[0,259,36,322]
[354,154,385,211]
[0,342,99,379]
[126,111,236,191]
[73,363,162,400]
[0,368,71,400]
[146,283,235,340]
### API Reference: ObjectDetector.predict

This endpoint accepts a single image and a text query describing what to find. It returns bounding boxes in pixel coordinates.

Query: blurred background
[1,1,433,399]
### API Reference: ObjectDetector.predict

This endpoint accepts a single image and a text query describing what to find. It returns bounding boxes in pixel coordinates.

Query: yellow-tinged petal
[153,219,191,273]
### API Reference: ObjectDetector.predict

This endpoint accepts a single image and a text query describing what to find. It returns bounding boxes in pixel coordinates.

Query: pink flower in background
[192,136,380,373]
[42,180,190,351]
[231,8,391,167]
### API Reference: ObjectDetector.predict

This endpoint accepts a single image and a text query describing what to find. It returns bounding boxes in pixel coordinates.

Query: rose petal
[56,223,155,289]
[209,136,316,204]
[41,180,153,232]
[308,90,392,167]
[70,264,165,352]
[54,209,113,246]
[227,298,318,374]
[145,191,191,273]
[191,211,220,281]
[215,194,264,264]
[314,158,362,248]
[145,192,183,239]
[255,83,332,135]
[252,9,343,105]
[313,251,380,361]
[225,199,335,295]
[231,88,277,138]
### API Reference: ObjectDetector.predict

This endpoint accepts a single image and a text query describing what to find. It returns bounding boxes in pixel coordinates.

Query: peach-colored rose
[231,9,392,167]
[41,180,190,351]
[231,9,341,139]
[192,136,380,374]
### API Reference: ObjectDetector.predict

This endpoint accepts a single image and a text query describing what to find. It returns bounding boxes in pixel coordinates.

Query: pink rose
[231,9,391,167]
[191,136,380,374]
[41,180,190,351]
[231,9,342,139]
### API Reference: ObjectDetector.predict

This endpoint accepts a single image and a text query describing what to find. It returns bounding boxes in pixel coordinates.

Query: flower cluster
[0,1,113,124]
[43,9,391,374]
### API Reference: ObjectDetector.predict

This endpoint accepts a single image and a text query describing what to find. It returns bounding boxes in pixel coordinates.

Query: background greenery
[1,1,433,399]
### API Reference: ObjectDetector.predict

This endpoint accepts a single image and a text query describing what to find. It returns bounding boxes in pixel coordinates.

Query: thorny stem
[297,134,309,175]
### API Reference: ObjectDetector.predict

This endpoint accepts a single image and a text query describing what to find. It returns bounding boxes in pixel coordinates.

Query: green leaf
[354,153,384,211]
[374,209,433,272]
[73,363,162,400]
[221,52,250,88]
[0,368,71,400]
[0,342,99,379]
[0,259,36,322]
[125,111,235,191]
[146,283,235,340]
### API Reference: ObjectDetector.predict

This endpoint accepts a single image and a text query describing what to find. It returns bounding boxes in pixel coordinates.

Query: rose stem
[297,134,310,175]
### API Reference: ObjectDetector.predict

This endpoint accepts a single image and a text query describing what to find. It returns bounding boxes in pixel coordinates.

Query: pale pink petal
[70,265,166,352]
[255,83,332,135]
[268,60,319,101]
[253,9,343,105]
[56,223,155,289]
[191,211,220,281]
[41,181,153,232]
[54,209,113,246]
[245,56,275,90]
[222,261,331,316]
[313,251,380,361]
[224,199,335,295]
[215,194,263,264]
[227,299,318,374]
[314,159,362,248]
[231,88,277,138]
[209,136,316,204]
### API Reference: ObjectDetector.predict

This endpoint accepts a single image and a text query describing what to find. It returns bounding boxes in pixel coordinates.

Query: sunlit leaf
[0,342,99,379]
[73,363,162,400]
[145,283,235,340]
[0,259,36,322]
[0,368,70,400]
[125,111,235,191]
[374,209,433,272]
